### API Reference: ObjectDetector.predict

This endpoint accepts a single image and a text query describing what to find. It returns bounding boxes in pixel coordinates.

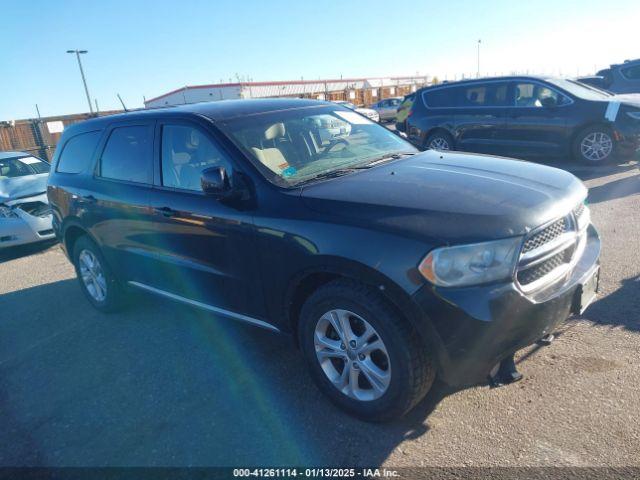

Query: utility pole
[66,50,94,115]
[477,39,481,78]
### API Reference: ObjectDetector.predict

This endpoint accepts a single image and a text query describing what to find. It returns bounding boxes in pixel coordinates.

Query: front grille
[573,203,585,219]
[522,217,567,253]
[516,200,588,292]
[517,249,572,286]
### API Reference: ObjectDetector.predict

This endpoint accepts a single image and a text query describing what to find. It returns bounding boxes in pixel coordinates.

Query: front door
[505,81,571,157]
[147,120,266,320]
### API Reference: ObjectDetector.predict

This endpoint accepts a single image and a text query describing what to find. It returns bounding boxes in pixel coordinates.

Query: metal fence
[0,111,122,162]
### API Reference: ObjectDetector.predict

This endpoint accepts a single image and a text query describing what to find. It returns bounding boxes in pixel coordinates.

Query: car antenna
[117,93,128,112]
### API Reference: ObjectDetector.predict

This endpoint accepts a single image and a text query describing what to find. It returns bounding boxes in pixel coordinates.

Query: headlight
[627,111,640,120]
[0,204,18,219]
[418,237,521,287]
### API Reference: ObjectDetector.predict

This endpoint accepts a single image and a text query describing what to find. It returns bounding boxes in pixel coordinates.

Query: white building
[144,76,430,108]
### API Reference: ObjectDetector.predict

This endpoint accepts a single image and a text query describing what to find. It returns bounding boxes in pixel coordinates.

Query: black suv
[48,99,601,421]
[596,59,640,94]
[403,76,640,164]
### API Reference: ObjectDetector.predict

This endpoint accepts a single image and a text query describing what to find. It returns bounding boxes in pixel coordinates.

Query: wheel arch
[422,127,455,149]
[570,121,615,147]
[284,259,448,372]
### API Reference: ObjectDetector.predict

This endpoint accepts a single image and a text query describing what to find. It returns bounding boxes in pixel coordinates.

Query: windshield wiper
[294,152,417,186]
[295,168,359,185]
[354,151,417,169]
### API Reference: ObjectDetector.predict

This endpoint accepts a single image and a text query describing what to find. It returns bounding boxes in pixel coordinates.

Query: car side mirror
[201,166,231,197]
[540,96,557,108]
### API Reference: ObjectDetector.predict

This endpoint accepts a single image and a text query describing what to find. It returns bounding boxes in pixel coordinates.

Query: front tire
[72,235,126,313]
[573,126,615,164]
[298,279,435,422]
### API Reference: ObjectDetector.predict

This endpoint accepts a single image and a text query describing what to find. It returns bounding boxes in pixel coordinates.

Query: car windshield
[546,78,612,100]
[222,106,416,186]
[0,156,50,178]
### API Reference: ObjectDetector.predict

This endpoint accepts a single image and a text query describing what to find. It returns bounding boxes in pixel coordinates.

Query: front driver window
[515,83,569,107]
[161,125,232,191]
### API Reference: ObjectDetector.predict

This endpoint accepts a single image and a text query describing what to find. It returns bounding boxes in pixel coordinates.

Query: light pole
[477,39,481,78]
[66,49,94,115]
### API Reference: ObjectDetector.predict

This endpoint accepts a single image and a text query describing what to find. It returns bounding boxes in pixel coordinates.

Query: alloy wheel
[580,132,613,162]
[314,309,391,401]
[429,137,450,151]
[78,249,107,302]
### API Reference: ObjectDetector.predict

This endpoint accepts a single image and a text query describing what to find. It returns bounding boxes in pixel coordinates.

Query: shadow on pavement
[0,240,58,264]
[587,174,639,204]
[0,279,454,467]
[581,275,640,332]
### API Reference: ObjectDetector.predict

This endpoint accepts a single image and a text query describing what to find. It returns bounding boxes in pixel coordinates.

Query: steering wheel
[321,138,350,156]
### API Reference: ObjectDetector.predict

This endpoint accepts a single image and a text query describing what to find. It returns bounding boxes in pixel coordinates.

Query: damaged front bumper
[412,224,601,387]
[0,193,55,248]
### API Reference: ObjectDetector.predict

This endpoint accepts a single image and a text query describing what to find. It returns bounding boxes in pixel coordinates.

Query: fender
[283,256,449,373]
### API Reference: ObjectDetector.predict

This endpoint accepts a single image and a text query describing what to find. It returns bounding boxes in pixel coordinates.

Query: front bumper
[0,211,55,249]
[614,124,640,155]
[412,224,601,386]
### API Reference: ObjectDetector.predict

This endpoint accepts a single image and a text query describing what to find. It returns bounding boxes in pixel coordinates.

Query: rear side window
[99,126,152,184]
[460,83,510,107]
[56,131,101,174]
[423,87,460,108]
[620,64,640,80]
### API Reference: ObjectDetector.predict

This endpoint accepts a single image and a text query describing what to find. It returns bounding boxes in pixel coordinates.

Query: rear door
[454,81,511,155]
[505,81,571,157]
[88,121,157,284]
[146,118,266,319]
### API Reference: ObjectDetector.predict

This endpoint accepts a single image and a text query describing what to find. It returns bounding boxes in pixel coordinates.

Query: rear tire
[424,131,454,151]
[298,279,435,422]
[72,235,127,313]
[573,126,616,164]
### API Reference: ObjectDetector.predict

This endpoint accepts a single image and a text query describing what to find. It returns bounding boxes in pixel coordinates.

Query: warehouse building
[144,76,430,109]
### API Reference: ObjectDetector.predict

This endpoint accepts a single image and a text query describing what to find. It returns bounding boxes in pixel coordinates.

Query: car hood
[301,151,587,244]
[614,94,640,108]
[0,174,49,203]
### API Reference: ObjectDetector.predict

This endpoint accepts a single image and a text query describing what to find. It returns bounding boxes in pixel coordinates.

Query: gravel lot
[0,158,638,468]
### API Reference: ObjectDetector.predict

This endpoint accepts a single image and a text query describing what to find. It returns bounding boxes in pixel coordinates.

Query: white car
[305,114,353,144]
[332,100,380,122]
[0,151,55,248]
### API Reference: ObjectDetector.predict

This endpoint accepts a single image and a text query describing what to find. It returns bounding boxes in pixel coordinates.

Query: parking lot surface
[1,159,639,467]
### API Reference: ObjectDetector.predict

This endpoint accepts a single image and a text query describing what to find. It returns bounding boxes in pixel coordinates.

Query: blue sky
[1,0,638,119]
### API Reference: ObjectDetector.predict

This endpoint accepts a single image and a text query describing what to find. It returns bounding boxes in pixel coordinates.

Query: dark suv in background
[403,76,640,164]
[48,99,600,421]
[596,58,640,94]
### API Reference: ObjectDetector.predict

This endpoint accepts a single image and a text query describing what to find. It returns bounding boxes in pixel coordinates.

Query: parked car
[596,58,640,94]
[332,100,380,122]
[576,76,609,91]
[404,76,640,164]
[370,97,403,122]
[0,151,54,248]
[48,99,601,421]
[395,93,416,133]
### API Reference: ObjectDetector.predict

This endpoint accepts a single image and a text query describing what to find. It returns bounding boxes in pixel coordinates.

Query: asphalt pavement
[0,158,638,467]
